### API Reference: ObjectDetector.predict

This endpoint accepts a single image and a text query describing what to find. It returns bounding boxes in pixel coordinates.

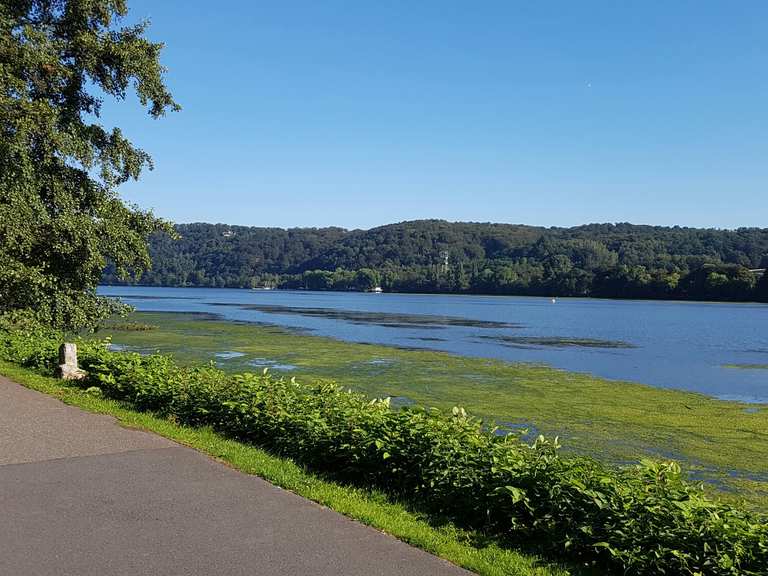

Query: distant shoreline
[99,283,768,306]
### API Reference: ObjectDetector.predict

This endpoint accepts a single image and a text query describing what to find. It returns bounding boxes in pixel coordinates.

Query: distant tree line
[102,221,768,302]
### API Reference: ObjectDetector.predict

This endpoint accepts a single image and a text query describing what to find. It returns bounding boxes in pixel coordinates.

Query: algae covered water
[99,286,768,403]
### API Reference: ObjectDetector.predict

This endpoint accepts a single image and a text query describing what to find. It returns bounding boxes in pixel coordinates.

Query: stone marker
[55,343,87,380]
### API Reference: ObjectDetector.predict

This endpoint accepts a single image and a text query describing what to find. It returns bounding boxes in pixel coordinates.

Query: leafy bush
[2,327,766,575]
[0,312,62,371]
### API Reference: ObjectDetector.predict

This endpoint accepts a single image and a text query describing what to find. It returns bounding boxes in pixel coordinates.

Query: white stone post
[56,343,87,380]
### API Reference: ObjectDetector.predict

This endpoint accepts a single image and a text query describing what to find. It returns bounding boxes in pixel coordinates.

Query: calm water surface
[99,286,768,403]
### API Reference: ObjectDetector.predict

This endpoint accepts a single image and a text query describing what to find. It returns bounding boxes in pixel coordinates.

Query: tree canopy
[104,220,768,302]
[0,0,178,329]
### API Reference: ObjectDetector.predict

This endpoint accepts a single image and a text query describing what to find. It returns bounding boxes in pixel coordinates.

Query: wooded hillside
[103,220,768,301]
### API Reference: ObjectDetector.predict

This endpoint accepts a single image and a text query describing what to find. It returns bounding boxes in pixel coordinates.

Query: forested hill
[102,220,768,302]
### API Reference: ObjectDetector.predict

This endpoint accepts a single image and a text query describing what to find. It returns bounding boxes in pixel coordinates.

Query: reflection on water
[215,351,246,359]
[245,358,298,372]
[99,286,768,403]
[494,421,540,442]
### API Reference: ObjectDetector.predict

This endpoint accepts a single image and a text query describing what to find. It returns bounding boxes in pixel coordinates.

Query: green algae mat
[97,311,768,508]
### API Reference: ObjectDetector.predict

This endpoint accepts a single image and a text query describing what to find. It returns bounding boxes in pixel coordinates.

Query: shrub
[0,312,62,371]
[2,326,766,575]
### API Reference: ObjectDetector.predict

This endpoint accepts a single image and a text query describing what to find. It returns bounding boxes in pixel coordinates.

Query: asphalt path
[0,376,473,575]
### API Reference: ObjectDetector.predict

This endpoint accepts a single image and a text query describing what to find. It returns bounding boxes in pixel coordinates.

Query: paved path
[0,376,472,576]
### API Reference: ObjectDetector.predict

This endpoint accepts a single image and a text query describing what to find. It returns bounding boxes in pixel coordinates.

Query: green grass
[0,358,579,576]
[97,311,768,508]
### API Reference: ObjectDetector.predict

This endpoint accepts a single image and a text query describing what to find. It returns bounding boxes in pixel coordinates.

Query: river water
[99,286,768,404]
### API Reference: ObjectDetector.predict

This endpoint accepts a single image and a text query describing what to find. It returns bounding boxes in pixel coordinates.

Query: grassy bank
[4,318,767,575]
[0,359,573,576]
[99,312,768,508]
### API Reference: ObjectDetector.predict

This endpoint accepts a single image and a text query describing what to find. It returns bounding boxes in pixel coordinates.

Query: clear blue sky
[108,1,768,230]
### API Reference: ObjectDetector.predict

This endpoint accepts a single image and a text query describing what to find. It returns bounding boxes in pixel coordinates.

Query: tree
[354,268,380,291]
[101,219,768,302]
[756,272,768,303]
[0,0,178,330]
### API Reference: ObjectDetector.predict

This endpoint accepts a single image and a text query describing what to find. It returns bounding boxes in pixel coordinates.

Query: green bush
[2,326,766,575]
[0,313,62,371]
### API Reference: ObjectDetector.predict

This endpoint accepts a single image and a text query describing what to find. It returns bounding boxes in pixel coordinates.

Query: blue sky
[107,1,768,230]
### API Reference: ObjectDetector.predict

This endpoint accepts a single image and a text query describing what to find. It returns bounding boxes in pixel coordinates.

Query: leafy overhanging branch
[0,0,179,329]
